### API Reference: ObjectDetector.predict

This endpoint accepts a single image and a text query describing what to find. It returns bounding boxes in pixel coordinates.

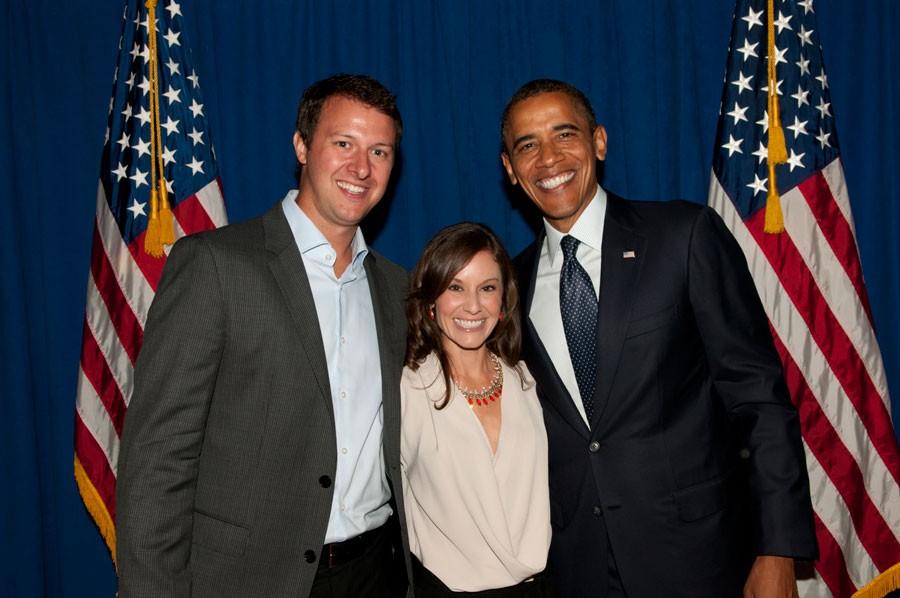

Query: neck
[294,197,358,277]
[444,344,493,383]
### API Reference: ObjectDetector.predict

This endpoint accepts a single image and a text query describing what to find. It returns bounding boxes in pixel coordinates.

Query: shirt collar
[281,190,369,267]
[543,185,607,265]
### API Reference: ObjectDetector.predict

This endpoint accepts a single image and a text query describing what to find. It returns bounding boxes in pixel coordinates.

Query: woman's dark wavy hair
[406,222,524,409]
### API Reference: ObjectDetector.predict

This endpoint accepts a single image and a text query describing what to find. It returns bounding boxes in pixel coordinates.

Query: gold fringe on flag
[852,562,900,598]
[143,0,175,257]
[765,0,787,233]
[74,457,117,567]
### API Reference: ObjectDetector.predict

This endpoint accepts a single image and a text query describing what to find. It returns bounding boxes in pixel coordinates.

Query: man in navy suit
[501,79,817,597]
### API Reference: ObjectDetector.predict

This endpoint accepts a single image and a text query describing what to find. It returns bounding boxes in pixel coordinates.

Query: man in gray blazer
[117,74,411,598]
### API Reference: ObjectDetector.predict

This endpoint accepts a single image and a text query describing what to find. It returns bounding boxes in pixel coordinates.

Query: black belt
[318,524,385,569]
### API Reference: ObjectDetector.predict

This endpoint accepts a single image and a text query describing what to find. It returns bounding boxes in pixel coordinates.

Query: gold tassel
[764,183,784,232]
[764,0,785,233]
[768,93,788,164]
[144,187,164,257]
[143,0,174,255]
[158,182,175,244]
[74,457,117,567]
[852,562,900,598]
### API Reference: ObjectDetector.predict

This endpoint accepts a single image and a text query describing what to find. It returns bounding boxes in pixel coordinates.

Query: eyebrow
[511,122,581,149]
[449,276,501,284]
[330,132,395,149]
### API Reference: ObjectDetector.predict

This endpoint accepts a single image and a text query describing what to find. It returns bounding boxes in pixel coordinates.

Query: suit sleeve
[687,207,818,559]
[116,235,226,597]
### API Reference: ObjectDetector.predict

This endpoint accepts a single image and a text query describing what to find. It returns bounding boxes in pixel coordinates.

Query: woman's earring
[428,305,435,320]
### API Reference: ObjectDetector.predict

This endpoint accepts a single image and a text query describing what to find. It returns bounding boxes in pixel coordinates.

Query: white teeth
[537,171,575,190]
[454,318,485,330]
[337,181,365,194]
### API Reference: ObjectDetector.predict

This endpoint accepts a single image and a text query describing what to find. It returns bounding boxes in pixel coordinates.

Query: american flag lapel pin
[623,250,636,259]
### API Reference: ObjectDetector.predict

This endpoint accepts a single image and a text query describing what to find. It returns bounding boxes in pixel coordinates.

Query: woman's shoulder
[501,358,535,389]
[402,353,446,397]
[403,353,440,382]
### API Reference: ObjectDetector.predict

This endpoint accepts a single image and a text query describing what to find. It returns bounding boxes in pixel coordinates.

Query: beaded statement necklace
[453,352,503,408]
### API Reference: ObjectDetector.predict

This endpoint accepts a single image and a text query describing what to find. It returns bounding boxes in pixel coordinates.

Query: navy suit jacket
[514,194,817,597]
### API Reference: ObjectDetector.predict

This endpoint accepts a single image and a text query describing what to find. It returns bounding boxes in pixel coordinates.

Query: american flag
[74,0,226,561]
[708,0,900,596]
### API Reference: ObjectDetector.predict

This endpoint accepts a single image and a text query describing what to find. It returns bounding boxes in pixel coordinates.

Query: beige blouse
[400,353,551,592]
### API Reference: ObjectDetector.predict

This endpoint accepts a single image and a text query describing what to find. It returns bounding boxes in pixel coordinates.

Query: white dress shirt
[529,185,607,425]
[282,191,392,543]
[400,354,551,591]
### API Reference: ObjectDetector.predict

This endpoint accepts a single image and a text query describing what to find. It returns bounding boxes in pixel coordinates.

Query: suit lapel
[519,234,591,440]
[262,204,334,422]
[592,196,646,427]
[365,255,403,467]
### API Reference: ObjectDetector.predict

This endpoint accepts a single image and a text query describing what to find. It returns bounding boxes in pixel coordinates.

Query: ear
[500,152,518,186]
[593,125,608,161]
[293,131,309,165]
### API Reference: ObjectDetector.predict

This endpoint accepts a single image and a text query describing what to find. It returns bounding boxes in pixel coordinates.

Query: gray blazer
[116,202,410,598]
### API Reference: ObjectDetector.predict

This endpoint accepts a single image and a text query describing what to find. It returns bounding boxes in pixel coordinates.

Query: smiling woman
[432,249,503,355]
[400,222,554,596]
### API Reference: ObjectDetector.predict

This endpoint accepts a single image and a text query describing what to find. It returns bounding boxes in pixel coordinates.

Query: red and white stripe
[74,178,226,550]
[709,157,900,597]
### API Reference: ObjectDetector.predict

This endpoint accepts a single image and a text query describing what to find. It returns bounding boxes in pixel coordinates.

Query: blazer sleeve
[687,206,818,559]
[116,234,226,597]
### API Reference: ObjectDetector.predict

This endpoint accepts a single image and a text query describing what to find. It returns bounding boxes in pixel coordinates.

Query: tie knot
[561,235,581,260]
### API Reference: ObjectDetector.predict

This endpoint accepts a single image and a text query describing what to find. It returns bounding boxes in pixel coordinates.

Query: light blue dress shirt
[282,191,392,543]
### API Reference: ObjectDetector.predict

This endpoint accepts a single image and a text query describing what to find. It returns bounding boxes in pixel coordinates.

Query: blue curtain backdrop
[2,1,897,595]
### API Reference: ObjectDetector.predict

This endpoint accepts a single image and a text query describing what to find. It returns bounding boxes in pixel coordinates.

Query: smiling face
[433,250,504,358]
[294,95,397,238]
[501,91,607,233]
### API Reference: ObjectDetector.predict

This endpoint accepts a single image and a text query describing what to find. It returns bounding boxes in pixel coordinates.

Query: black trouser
[412,556,557,597]
[309,523,400,598]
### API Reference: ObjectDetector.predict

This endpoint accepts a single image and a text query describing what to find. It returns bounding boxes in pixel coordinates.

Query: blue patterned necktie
[559,235,597,421]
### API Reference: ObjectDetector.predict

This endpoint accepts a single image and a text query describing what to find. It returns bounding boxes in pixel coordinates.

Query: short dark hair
[500,79,597,152]
[295,74,402,181]
[406,222,526,410]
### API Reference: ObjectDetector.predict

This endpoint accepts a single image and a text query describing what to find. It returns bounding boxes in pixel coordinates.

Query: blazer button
[593,505,603,517]
[304,550,316,563]
[319,475,332,488]
[589,441,601,453]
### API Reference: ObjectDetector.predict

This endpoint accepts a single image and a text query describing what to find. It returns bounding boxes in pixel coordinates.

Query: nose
[463,290,482,313]
[537,141,562,168]
[348,150,370,179]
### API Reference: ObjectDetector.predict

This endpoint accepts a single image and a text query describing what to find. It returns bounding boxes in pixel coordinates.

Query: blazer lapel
[262,204,334,422]
[591,196,646,427]
[519,234,591,440]
[364,254,403,467]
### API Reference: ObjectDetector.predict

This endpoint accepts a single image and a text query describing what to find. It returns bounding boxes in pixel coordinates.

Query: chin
[447,336,490,352]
